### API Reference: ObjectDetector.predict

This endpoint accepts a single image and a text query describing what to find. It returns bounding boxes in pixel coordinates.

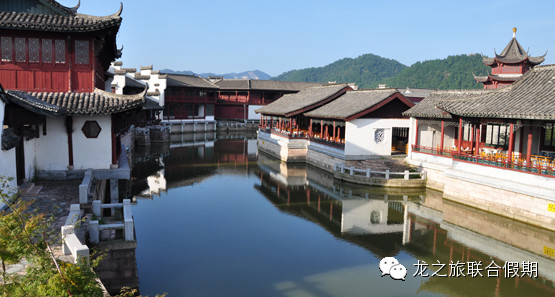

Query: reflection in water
[131,133,555,297]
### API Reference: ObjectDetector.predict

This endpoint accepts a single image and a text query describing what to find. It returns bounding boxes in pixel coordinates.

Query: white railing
[334,163,426,180]
[89,199,134,243]
[61,204,89,264]
[79,171,106,205]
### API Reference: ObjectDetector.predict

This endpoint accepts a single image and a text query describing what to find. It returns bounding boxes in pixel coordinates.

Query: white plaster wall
[345,118,410,158]
[72,115,112,170]
[0,100,17,187]
[248,105,263,120]
[23,137,37,180]
[35,117,70,171]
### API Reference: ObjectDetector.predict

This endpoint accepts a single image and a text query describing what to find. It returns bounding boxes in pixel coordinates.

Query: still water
[130,133,555,297]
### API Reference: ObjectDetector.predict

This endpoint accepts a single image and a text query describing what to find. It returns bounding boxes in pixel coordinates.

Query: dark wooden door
[15,133,25,185]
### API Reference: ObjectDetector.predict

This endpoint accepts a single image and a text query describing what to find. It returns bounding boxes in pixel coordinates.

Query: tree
[0,177,164,297]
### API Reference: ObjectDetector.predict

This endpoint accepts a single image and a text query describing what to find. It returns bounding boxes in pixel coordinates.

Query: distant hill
[272,53,490,90]
[378,54,490,90]
[161,69,271,80]
[272,54,406,88]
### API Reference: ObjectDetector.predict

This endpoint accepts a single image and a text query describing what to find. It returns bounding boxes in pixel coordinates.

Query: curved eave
[0,12,122,33]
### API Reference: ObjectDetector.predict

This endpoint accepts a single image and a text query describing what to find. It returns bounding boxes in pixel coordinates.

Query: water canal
[129,132,555,297]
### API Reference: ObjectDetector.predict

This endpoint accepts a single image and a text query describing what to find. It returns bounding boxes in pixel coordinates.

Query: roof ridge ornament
[513,27,517,38]
[70,0,81,13]
[111,2,123,17]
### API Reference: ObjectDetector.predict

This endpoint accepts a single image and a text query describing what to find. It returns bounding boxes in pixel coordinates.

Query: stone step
[18,182,35,194]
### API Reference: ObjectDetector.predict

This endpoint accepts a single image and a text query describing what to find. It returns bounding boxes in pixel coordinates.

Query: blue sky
[61,0,555,76]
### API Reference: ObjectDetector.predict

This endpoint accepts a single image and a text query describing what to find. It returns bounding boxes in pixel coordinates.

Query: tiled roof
[0,1,122,33]
[0,11,122,33]
[305,89,413,120]
[255,84,350,117]
[473,74,520,83]
[166,74,219,89]
[397,87,434,98]
[437,64,555,120]
[215,79,320,91]
[4,89,64,117]
[402,89,492,119]
[26,88,146,116]
[483,37,546,66]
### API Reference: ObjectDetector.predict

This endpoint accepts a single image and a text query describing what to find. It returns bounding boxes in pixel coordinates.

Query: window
[42,39,52,63]
[74,40,89,64]
[54,40,65,63]
[502,65,520,73]
[15,38,25,62]
[81,121,102,138]
[544,123,555,149]
[485,124,509,148]
[29,38,40,63]
[1,37,12,62]
[205,104,214,116]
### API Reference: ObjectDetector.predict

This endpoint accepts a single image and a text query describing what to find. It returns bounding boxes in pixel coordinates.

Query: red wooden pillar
[526,126,533,166]
[440,120,445,152]
[320,120,323,138]
[332,121,336,142]
[306,188,310,205]
[279,118,282,131]
[457,118,463,154]
[475,125,480,156]
[414,119,419,148]
[324,125,328,140]
[507,123,514,162]
[470,124,476,155]
[309,119,313,137]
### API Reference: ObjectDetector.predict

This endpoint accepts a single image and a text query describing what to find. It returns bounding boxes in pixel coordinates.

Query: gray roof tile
[305,89,413,120]
[255,84,350,117]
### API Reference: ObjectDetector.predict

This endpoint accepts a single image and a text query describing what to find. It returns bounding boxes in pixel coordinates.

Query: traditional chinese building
[404,64,555,229]
[474,28,546,89]
[304,89,414,169]
[0,1,146,186]
[214,79,320,121]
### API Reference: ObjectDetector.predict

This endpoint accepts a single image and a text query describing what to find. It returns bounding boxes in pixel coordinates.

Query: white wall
[0,100,17,188]
[72,115,112,170]
[35,117,69,171]
[248,105,263,120]
[345,118,410,158]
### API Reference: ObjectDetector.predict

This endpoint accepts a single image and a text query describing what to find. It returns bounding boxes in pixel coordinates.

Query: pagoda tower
[474,28,546,89]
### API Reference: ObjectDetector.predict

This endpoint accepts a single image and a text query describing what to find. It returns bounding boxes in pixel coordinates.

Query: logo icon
[379,257,407,281]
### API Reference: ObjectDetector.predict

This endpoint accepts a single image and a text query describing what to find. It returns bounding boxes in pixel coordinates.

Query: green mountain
[379,54,490,89]
[273,54,490,90]
[272,54,406,88]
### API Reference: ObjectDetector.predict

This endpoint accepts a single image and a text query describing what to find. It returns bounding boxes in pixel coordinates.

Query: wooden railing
[412,145,555,177]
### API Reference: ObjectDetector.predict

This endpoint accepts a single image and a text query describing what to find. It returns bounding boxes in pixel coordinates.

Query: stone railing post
[92,200,101,217]
[404,170,409,180]
[123,199,134,241]
[89,220,99,244]
[385,169,390,180]
[366,169,370,178]
[350,166,354,175]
